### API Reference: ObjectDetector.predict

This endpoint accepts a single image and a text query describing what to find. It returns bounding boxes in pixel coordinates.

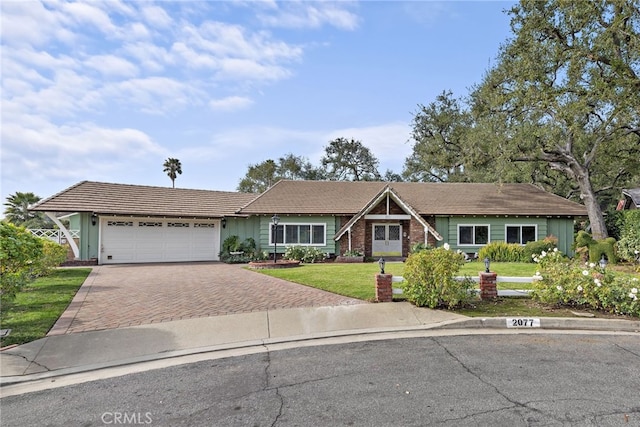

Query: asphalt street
[2,333,639,426]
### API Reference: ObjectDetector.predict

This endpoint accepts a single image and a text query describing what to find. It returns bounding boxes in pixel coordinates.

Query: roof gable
[334,185,442,241]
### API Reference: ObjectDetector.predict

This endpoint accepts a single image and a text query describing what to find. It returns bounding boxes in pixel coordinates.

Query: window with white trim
[506,225,537,244]
[458,225,489,245]
[270,223,326,246]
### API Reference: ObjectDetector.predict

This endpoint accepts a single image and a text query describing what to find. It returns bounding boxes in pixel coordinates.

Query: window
[168,222,190,228]
[271,223,325,246]
[107,221,133,227]
[139,221,162,227]
[458,225,489,245]
[506,225,537,244]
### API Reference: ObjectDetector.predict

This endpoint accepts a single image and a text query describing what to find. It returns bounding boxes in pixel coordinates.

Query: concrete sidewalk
[0,303,463,382]
[2,302,639,389]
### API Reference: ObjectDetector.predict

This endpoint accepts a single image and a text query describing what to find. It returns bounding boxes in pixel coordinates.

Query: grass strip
[0,268,91,347]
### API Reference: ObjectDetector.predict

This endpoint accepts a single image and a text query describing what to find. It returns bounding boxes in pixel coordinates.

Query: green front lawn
[256,262,405,300]
[458,261,538,277]
[255,261,538,300]
[0,268,91,347]
[256,261,638,319]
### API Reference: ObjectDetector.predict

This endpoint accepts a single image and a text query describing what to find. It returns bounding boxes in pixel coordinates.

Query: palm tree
[3,192,43,226]
[163,158,182,188]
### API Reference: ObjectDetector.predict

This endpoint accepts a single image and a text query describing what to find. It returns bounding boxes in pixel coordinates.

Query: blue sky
[1,0,516,207]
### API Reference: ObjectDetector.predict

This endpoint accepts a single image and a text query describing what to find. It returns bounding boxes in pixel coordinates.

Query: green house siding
[258,215,339,255]
[547,218,576,255]
[220,217,260,249]
[435,216,576,255]
[67,212,99,260]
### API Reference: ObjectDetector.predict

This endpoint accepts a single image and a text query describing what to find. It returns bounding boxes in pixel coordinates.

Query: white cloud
[209,96,254,112]
[0,1,75,47]
[181,21,303,63]
[217,58,292,81]
[258,1,360,30]
[324,122,413,172]
[175,122,411,177]
[104,77,204,114]
[0,114,164,195]
[84,55,139,78]
[60,1,118,36]
[141,5,173,29]
[122,42,170,72]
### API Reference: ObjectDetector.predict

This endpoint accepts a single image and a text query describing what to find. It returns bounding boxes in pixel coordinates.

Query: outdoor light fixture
[91,213,97,226]
[221,218,226,229]
[271,214,280,263]
[599,254,607,269]
[378,257,386,274]
[484,257,491,273]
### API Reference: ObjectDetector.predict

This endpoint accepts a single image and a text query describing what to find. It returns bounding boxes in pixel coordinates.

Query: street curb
[436,317,640,332]
[1,317,638,389]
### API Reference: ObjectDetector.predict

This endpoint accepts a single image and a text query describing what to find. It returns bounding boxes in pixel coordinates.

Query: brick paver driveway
[54,263,365,334]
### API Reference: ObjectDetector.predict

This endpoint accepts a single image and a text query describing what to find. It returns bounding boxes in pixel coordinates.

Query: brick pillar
[479,272,498,300]
[375,274,393,302]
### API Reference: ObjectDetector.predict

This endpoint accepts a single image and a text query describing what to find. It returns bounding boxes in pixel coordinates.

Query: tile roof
[238,180,588,217]
[30,181,258,218]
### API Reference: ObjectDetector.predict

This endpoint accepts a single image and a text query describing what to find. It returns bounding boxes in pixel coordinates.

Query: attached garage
[100,218,220,264]
[29,181,258,265]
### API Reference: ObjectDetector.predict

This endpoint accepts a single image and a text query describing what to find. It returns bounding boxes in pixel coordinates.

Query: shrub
[284,246,325,263]
[523,235,558,262]
[531,248,639,317]
[616,210,640,265]
[0,222,44,303]
[219,235,261,263]
[31,239,68,277]
[478,241,525,262]
[343,249,363,257]
[410,242,431,253]
[575,230,617,264]
[401,247,475,309]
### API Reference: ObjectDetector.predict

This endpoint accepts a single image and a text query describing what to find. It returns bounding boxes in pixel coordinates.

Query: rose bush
[531,248,639,317]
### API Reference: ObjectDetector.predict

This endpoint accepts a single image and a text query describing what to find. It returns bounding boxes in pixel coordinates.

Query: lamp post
[599,254,607,269]
[484,257,491,273]
[271,214,280,263]
[378,257,386,274]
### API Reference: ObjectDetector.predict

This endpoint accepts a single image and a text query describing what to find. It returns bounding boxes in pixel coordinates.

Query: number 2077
[507,318,540,328]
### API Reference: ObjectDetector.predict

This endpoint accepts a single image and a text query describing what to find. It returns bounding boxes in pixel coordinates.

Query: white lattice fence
[28,229,80,243]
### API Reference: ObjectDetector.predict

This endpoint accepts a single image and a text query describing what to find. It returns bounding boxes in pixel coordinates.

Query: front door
[372,224,402,257]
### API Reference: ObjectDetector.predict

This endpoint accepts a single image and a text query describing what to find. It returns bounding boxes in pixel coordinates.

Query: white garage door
[100,218,220,264]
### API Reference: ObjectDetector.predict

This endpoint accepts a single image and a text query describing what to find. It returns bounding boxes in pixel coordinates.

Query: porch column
[45,212,80,259]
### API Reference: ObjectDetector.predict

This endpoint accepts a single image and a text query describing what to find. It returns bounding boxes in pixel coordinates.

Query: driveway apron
[52,263,365,334]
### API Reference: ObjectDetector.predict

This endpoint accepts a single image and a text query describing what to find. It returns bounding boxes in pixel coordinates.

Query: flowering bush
[531,248,639,317]
[284,246,325,263]
[343,249,363,257]
[402,246,475,309]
